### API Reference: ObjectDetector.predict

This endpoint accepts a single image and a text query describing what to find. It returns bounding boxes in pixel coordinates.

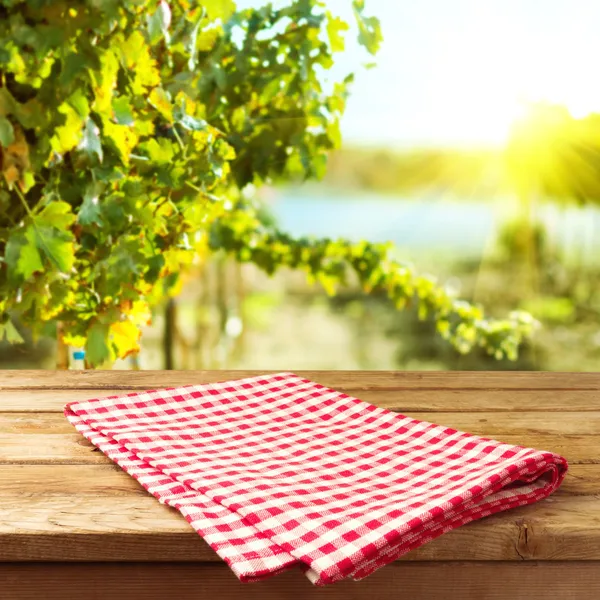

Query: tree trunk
[195,264,210,369]
[163,298,176,370]
[231,261,246,363]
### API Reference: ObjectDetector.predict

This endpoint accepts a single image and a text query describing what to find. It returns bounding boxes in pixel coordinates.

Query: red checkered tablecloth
[65,372,568,585]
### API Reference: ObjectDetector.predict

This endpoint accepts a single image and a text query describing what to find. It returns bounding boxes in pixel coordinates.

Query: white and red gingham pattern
[64,372,568,585]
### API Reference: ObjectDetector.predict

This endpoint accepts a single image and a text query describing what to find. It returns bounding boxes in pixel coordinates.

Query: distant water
[268,187,600,262]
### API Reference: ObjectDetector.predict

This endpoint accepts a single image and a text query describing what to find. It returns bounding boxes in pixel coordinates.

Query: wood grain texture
[0,369,599,390]
[2,430,597,465]
[0,463,597,497]
[3,410,599,437]
[1,494,599,562]
[2,387,600,413]
[3,562,600,600]
[0,432,107,464]
[0,370,598,576]
[2,411,598,470]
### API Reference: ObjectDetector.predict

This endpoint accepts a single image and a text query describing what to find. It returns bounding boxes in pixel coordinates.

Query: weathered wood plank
[2,411,598,437]
[2,431,595,465]
[1,494,599,562]
[2,387,600,413]
[0,465,150,496]
[0,370,599,390]
[1,370,597,578]
[3,562,600,600]
[0,463,595,497]
[1,410,596,464]
[0,433,108,464]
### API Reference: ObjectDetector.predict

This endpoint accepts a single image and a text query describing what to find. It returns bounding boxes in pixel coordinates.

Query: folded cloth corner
[64,372,568,585]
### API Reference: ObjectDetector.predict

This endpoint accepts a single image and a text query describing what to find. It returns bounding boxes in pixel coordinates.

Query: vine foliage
[0,0,534,365]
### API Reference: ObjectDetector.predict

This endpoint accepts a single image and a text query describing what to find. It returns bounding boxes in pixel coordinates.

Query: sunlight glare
[435,10,599,145]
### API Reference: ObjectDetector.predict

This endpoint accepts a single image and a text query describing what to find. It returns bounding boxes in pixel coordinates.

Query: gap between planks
[2,434,597,465]
[0,463,596,496]
[2,495,600,562]
[3,411,599,436]
[0,370,599,391]
[1,388,600,413]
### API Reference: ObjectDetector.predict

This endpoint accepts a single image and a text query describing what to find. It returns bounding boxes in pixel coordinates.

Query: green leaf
[112,96,135,126]
[85,322,111,366]
[0,88,16,117]
[0,116,15,147]
[196,28,220,52]
[353,0,383,55]
[21,172,36,193]
[184,19,202,70]
[91,49,119,114]
[104,238,145,290]
[12,98,47,129]
[33,226,75,274]
[149,87,173,122]
[22,228,46,278]
[145,253,165,283]
[326,13,349,53]
[147,0,171,46]
[8,202,77,276]
[119,31,160,94]
[38,201,76,230]
[103,121,138,163]
[144,138,175,163]
[203,0,236,20]
[51,104,85,154]
[23,227,44,279]
[78,183,104,226]
[0,319,24,344]
[5,229,43,280]
[100,195,127,226]
[68,89,90,120]
[177,113,207,131]
[174,96,207,131]
[60,52,89,87]
[78,118,104,162]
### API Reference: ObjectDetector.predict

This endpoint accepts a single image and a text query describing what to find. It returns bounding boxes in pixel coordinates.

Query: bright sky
[336,0,600,147]
[239,0,600,147]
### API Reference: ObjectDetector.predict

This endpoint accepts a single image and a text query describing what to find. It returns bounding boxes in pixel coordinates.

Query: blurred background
[3,0,600,371]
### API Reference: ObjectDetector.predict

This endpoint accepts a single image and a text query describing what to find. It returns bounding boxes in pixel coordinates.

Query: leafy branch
[210,208,538,360]
[0,0,536,366]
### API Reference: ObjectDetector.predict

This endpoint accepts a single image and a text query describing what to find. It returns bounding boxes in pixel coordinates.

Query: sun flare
[433,14,600,146]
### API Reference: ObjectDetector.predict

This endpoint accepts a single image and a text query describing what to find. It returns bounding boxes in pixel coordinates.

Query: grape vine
[0,0,535,366]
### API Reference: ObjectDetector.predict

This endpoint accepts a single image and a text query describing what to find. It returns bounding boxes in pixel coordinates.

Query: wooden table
[1,370,599,599]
